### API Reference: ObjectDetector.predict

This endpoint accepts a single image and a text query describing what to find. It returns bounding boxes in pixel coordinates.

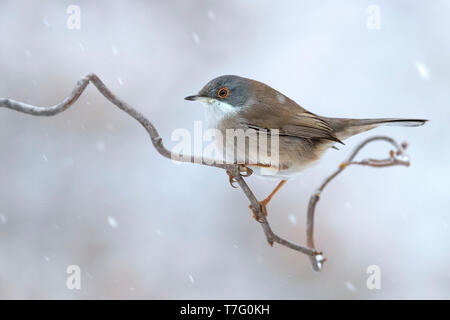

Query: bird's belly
[248,155,319,180]
[248,165,303,180]
[248,138,334,180]
[212,122,334,180]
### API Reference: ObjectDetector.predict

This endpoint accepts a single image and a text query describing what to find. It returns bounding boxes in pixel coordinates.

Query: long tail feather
[325,118,428,140]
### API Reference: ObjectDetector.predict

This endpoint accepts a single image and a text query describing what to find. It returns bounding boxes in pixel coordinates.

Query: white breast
[200,99,238,128]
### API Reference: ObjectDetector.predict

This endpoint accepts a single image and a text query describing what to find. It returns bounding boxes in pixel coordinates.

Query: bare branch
[1,74,414,271]
[0,73,317,262]
[306,136,410,271]
[1,74,225,169]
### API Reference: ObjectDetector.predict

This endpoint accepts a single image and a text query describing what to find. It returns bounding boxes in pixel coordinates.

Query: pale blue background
[0,0,448,299]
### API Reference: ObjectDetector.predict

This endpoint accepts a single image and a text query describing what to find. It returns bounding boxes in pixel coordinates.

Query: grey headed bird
[185,75,426,215]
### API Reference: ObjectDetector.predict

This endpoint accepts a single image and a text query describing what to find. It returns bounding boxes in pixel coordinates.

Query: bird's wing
[239,101,343,144]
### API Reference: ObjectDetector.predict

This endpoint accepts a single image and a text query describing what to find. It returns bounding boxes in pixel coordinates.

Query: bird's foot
[226,165,254,188]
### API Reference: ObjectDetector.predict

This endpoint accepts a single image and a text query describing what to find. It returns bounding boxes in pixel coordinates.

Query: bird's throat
[200,99,238,128]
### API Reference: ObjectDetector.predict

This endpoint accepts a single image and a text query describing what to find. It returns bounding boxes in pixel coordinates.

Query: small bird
[185,75,426,215]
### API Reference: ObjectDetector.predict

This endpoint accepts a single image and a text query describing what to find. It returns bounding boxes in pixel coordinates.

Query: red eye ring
[217,87,229,99]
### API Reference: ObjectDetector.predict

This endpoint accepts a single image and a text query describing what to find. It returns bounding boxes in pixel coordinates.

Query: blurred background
[0,0,449,299]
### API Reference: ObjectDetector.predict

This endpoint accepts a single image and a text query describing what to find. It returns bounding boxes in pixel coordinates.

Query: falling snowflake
[0,213,7,224]
[42,154,49,162]
[188,274,195,284]
[345,281,356,293]
[207,10,216,20]
[345,202,353,211]
[191,32,200,44]
[155,229,163,237]
[79,43,86,52]
[111,45,119,56]
[414,61,430,81]
[117,77,123,85]
[107,216,119,228]
[96,141,106,152]
[288,214,297,225]
[42,19,50,27]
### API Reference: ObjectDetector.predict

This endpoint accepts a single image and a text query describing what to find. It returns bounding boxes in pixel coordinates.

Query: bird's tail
[325,118,427,141]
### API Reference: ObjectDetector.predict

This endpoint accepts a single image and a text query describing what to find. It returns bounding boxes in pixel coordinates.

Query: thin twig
[306,136,410,271]
[0,73,318,262]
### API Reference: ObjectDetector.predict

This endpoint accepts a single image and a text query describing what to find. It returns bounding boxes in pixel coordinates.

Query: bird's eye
[217,87,229,99]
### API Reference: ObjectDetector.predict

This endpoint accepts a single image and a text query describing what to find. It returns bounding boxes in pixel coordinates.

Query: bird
[185,75,426,216]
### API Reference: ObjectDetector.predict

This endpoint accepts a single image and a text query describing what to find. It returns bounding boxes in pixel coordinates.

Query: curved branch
[0,73,317,262]
[1,74,415,271]
[1,73,222,168]
[306,136,410,271]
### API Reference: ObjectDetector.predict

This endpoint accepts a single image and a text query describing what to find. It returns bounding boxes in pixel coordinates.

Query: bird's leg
[249,180,287,220]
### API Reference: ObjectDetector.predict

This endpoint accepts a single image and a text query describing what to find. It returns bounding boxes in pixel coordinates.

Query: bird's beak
[185,94,210,102]
[184,95,199,101]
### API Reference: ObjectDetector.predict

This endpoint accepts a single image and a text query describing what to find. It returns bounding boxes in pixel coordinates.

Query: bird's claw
[226,165,253,189]
[226,170,238,188]
[238,165,253,177]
